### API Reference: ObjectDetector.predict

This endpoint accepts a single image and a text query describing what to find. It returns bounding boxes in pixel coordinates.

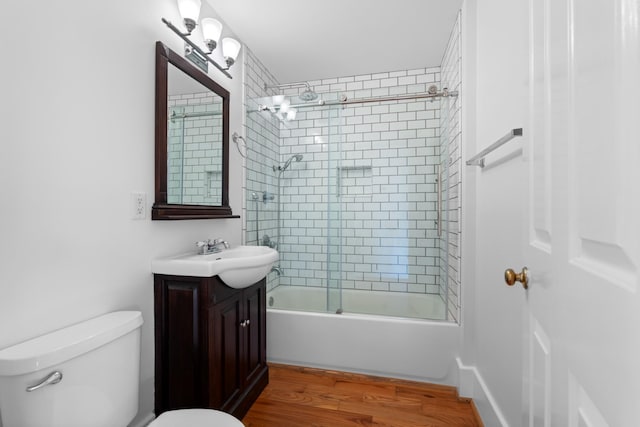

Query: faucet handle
[195,241,208,255]
[209,238,221,245]
[213,238,230,248]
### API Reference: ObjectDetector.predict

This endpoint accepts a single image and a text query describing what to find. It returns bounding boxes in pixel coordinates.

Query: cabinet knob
[240,319,251,328]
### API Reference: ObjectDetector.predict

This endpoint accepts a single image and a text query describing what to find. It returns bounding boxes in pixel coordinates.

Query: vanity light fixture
[176,0,201,34]
[162,0,241,78]
[221,38,242,68]
[201,18,223,52]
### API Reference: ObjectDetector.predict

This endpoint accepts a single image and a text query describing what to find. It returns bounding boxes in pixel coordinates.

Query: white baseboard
[456,357,509,427]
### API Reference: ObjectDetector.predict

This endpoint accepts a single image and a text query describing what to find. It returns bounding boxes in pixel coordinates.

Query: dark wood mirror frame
[152,41,237,220]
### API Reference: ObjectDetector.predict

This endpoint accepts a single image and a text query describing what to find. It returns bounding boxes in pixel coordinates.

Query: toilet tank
[0,311,143,427]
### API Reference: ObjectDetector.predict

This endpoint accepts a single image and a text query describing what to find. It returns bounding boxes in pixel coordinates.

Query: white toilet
[0,311,243,427]
[149,408,243,426]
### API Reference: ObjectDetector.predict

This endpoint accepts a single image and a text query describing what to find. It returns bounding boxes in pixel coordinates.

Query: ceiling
[206,0,462,83]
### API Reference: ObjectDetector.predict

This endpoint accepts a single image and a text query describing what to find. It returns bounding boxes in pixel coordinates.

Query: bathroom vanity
[153,274,268,419]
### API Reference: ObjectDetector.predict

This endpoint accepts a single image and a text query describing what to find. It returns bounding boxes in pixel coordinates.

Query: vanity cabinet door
[209,291,243,411]
[241,282,267,389]
[154,278,207,413]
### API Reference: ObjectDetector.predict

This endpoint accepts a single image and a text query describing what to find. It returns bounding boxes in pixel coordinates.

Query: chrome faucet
[196,238,230,255]
[271,266,283,276]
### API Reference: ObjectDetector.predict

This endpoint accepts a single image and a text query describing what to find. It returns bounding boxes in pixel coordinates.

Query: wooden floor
[242,364,482,427]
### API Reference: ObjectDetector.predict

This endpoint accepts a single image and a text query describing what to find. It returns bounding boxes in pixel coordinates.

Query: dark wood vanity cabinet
[153,275,268,419]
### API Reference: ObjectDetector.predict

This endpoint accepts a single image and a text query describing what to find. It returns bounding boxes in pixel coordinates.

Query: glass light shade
[286,109,297,121]
[177,0,201,22]
[222,37,242,61]
[272,95,285,105]
[279,99,290,113]
[201,18,222,43]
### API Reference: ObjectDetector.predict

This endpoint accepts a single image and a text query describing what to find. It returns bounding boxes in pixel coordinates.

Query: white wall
[460,0,529,424]
[0,1,245,424]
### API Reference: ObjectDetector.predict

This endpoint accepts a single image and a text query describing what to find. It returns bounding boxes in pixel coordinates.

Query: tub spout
[271,266,283,276]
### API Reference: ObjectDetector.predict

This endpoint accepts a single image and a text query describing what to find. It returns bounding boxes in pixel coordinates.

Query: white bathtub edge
[267,309,461,385]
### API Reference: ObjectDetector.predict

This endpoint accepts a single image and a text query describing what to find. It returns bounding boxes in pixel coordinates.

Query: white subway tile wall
[440,12,462,322]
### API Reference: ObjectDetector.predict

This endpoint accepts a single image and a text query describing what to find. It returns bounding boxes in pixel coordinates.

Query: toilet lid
[149,409,244,427]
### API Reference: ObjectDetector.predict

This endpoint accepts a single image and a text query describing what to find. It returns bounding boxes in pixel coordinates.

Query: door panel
[528,0,553,251]
[528,316,551,427]
[569,0,639,292]
[243,282,266,387]
[526,0,640,426]
[568,372,610,427]
[565,0,640,424]
[163,281,203,410]
[210,294,242,410]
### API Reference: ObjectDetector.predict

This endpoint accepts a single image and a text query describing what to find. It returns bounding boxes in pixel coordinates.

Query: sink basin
[151,246,279,288]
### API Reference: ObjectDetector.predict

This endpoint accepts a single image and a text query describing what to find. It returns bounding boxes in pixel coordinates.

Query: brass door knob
[504,267,528,289]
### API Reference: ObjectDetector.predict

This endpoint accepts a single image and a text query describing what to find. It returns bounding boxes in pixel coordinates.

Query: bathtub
[266,285,461,385]
[268,285,447,320]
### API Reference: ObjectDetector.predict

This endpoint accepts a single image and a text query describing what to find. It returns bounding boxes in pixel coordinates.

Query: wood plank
[242,364,482,427]
[243,400,373,427]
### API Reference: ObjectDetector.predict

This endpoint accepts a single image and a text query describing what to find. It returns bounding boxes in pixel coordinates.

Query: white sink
[151,246,279,288]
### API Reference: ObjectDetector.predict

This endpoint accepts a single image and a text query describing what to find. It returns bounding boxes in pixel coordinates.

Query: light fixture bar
[161,18,232,79]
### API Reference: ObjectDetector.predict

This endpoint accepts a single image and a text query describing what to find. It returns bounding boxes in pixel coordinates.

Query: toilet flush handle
[26,370,63,392]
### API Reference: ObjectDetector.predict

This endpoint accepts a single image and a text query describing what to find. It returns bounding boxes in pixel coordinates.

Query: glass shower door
[326,105,343,314]
[438,96,451,321]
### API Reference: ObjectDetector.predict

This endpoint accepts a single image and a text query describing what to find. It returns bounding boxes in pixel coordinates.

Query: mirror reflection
[167,64,223,206]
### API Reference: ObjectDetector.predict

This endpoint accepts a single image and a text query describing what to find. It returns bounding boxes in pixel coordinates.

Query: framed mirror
[153,41,236,220]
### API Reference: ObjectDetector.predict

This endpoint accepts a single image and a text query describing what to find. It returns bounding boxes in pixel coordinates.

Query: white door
[524,0,640,426]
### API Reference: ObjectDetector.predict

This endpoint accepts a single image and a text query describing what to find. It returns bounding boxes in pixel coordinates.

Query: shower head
[274,154,304,172]
[299,88,318,102]
[265,81,319,103]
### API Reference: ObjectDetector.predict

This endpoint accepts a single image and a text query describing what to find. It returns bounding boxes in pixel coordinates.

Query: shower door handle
[436,164,442,237]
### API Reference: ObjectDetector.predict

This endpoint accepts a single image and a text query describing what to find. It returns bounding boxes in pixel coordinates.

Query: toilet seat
[149,409,244,427]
